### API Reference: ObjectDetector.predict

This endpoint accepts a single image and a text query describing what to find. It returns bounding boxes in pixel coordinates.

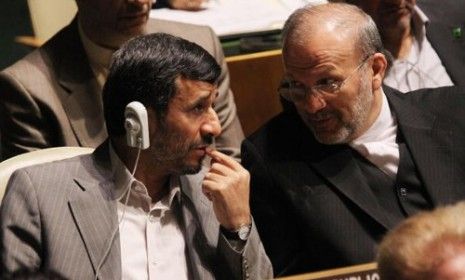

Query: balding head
[283,3,385,63]
[279,2,389,145]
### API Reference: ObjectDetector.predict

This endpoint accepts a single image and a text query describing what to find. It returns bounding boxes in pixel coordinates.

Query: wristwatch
[221,223,252,241]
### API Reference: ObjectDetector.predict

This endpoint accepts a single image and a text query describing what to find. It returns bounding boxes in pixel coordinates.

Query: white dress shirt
[109,145,189,280]
[350,91,399,178]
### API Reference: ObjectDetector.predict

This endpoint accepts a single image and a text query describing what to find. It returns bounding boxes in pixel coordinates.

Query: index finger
[206,148,242,170]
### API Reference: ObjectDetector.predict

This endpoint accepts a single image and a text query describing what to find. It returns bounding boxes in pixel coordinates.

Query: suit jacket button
[399,187,407,197]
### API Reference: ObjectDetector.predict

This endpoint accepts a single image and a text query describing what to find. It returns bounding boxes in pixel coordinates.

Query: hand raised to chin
[202,148,251,230]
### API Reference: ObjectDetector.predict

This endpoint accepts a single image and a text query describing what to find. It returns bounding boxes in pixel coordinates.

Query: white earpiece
[95,101,149,279]
[124,101,150,150]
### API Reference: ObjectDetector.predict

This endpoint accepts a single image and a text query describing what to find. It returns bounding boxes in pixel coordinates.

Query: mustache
[308,110,336,122]
[190,135,214,149]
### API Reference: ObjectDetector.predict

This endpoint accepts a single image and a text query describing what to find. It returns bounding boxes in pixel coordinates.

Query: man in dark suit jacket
[0,0,244,160]
[1,33,272,279]
[242,3,465,276]
[337,0,465,92]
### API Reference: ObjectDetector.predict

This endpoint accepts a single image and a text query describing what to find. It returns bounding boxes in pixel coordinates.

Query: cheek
[173,124,202,143]
[332,102,352,123]
[330,91,362,123]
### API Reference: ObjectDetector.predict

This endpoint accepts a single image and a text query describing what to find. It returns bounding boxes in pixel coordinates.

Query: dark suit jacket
[0,18,244,160]
[242,86,465,276]
[418,0,465,86]
[1,142,272,279]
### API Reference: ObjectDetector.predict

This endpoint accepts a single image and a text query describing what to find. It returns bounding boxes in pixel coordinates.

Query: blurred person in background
[378,202,465,280]
[332,0,465,92]
[154,0,208,11]
[0,0,243,160]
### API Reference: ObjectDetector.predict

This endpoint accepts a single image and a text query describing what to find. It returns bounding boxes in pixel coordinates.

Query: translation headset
[124,101,150,150]
[94,101,150,279]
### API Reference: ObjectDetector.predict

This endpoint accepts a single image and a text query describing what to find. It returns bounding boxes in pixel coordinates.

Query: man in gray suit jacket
[0,33,272,279]
[0,0,244,160]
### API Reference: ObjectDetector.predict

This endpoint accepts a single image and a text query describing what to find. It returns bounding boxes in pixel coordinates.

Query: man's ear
[147,107,158,136]
[371,52,388,91]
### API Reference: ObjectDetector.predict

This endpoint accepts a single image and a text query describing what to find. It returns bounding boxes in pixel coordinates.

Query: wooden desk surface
[276,263,379,280]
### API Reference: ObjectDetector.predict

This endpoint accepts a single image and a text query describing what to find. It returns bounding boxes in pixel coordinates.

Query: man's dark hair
[103,32,221,137]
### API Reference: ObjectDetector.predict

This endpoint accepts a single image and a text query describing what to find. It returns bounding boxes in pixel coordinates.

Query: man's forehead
[174,78,217,98]
[284,42,356,71]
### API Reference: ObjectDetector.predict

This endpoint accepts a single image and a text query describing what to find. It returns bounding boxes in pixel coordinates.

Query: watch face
[238,224,251,240]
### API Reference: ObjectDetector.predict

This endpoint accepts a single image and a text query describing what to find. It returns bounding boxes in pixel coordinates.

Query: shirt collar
[108,142,181,208]
[109,142,136,200]
[411,5,429,44]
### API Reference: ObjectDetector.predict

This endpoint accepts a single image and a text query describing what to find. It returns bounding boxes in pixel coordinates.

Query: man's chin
[118,20,147,37]
[182,166,202,175]
[179,157,206,175]
[312,127,351,145]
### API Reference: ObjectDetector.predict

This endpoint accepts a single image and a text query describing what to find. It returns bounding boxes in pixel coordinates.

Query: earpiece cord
[94,146,142,280]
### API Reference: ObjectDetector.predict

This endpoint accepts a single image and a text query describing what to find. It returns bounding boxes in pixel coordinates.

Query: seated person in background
[154,0,207,11]
[242,2,465,276]
[0,0,243,161]
[0,33,272,280]
[378,202,465,280]
[331,0,464,92]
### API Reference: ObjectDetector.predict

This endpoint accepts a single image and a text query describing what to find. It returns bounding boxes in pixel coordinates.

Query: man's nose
[201,108,222,138]
[302,93,327,114]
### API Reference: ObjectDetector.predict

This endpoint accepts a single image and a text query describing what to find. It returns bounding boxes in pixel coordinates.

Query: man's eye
[317,78,337,86]
[316,79,339,92]
[193,103,208,113]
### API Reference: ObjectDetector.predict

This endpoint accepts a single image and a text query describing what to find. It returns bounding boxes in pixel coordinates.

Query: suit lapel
[68,145,121,279]
[301,138,394,230]
[179,171,217,280]
[386,90,457,205]
[426,22,465,87]
[53,18,107,147]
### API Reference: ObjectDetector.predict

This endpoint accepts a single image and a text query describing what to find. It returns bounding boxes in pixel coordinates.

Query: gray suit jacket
[0,143,272,279]
[0,18,244,160]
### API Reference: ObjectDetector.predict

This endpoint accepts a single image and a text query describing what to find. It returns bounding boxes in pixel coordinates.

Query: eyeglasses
[278,54,373,103]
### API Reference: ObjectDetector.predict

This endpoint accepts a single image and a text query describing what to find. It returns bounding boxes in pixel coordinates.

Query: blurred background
[0,1,33,69]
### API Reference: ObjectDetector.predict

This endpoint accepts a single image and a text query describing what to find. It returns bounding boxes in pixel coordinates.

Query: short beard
[312,74,373,144]
[148,123,213,175]
[180,156,208,175]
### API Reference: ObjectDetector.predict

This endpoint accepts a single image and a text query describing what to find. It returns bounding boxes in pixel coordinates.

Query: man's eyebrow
[189,90,216,105]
